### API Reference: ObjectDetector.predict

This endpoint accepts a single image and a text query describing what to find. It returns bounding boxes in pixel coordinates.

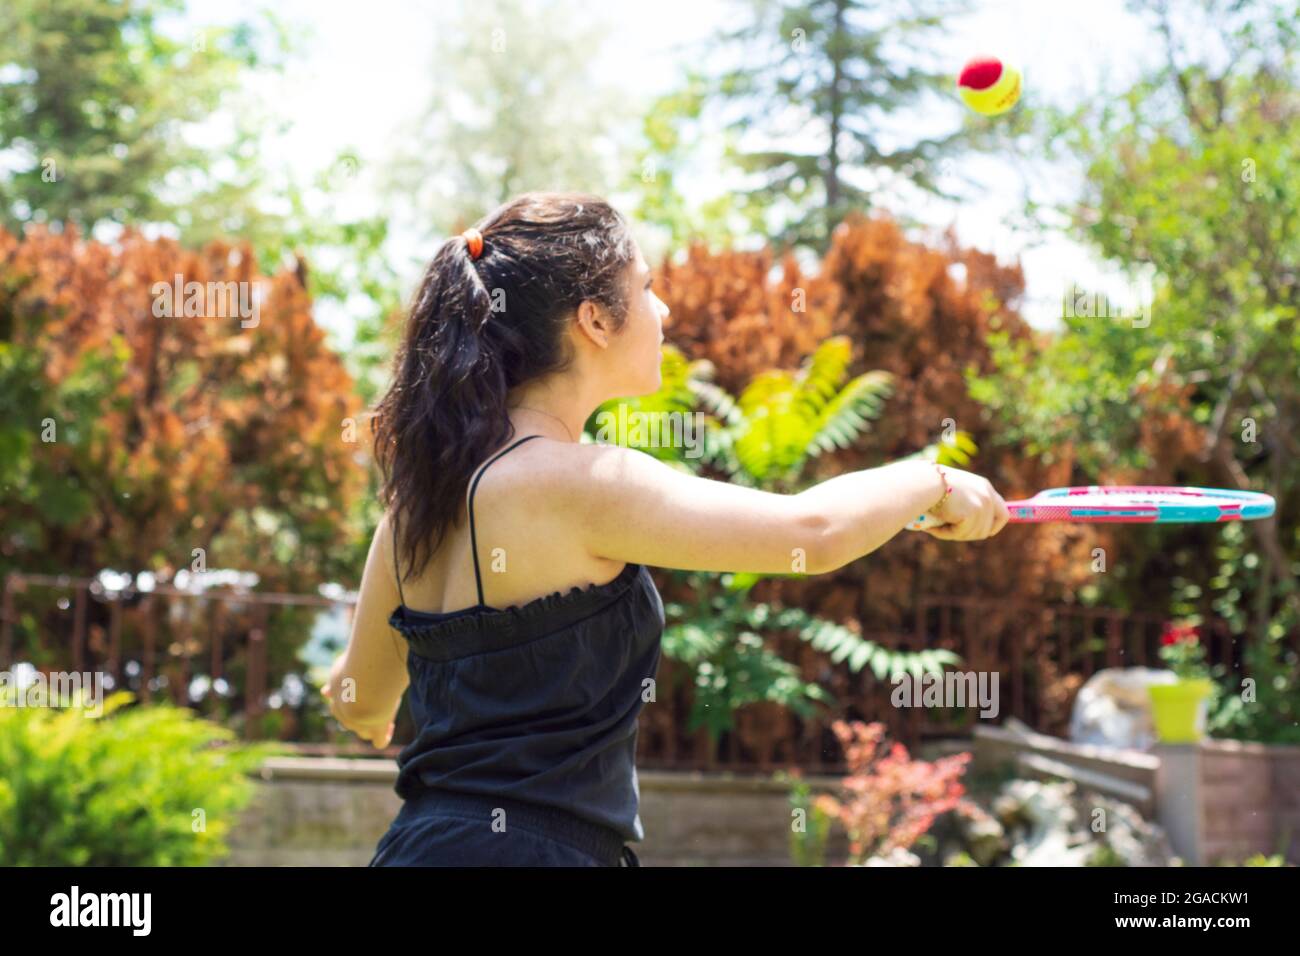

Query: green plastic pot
[1148,678,1214,743]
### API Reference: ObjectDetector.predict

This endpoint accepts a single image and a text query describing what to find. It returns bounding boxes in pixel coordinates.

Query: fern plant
[663,578,960,740]
[586,344,699,463]
[589,340,971,747]
[687,336,893,490]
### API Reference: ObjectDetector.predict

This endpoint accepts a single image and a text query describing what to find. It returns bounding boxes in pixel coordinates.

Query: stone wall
[223,738,1300,866]
[1158,740,1300,865]
[223,757,848,867]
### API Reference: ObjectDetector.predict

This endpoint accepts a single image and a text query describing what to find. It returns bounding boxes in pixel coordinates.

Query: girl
[325,191,1009,867]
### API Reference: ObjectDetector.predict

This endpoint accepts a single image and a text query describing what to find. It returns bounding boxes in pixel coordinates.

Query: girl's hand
[322,673,396,748]
[919,466,1010,541]
[349,715,396,749]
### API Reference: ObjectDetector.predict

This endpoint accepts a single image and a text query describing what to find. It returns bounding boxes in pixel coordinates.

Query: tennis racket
[907,485,1276,529]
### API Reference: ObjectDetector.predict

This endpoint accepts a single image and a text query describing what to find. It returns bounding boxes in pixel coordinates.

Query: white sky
[182,0,1167,338]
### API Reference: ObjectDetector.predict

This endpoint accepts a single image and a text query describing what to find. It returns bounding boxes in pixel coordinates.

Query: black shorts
[368,789,641,867]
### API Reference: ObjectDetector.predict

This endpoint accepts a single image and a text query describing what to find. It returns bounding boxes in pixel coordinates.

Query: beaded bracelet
[927,462,953,515]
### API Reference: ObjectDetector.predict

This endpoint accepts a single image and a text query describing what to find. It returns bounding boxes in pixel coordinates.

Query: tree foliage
[607,334,961,742]
[966,0,1300,741]
[975,0,1299,634]
[383,0,632,241]
[0,0,281,235]
[698,0,1025,251]
[656,214,1092,626]
[0,227,365,588]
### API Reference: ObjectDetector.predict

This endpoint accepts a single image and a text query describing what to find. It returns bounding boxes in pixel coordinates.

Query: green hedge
[0,689,281,865]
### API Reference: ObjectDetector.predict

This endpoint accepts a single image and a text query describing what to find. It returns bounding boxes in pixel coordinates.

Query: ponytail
[372,192,636,585]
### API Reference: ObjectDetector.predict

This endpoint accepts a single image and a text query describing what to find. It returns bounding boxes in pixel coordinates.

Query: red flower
[1161,622,1200,645]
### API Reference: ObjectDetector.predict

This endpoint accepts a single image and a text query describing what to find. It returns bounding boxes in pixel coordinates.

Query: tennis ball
[956,56,1022,116]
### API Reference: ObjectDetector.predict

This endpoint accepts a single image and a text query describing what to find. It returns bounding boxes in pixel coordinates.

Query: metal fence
[0,572,341,742]
[0,571,1249,770]
[636,598,1245,773]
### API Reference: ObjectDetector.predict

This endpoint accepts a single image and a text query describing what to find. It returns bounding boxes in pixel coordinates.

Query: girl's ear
[574,300,612,349]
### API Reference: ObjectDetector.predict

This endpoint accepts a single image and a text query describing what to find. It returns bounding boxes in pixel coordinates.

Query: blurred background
[0,0,1296,866]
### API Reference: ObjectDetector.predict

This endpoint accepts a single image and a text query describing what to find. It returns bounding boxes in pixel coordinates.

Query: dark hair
[373,191,638,585]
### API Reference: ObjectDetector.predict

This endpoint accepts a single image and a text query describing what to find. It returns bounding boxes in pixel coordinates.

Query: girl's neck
[506,403,583,444]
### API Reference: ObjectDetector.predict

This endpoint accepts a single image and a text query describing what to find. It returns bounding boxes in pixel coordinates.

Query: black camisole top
[387,434,665,842]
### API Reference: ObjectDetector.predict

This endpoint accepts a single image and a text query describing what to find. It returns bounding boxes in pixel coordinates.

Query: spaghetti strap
[467,434,545,607]
[391,517,406,607]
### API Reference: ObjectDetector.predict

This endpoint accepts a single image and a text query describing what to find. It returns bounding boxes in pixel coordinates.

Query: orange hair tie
[461,228,484,260]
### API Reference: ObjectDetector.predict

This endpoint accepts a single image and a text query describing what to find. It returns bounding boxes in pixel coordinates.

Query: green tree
[0,0,282,235]
[623,69,768,257]
[971,0,1300,739]
[697,0,1019,252]
[383,0,635,240]
[0,1,400,401]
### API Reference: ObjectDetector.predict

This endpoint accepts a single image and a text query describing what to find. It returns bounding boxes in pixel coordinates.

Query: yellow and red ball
[956,56,1022,116]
